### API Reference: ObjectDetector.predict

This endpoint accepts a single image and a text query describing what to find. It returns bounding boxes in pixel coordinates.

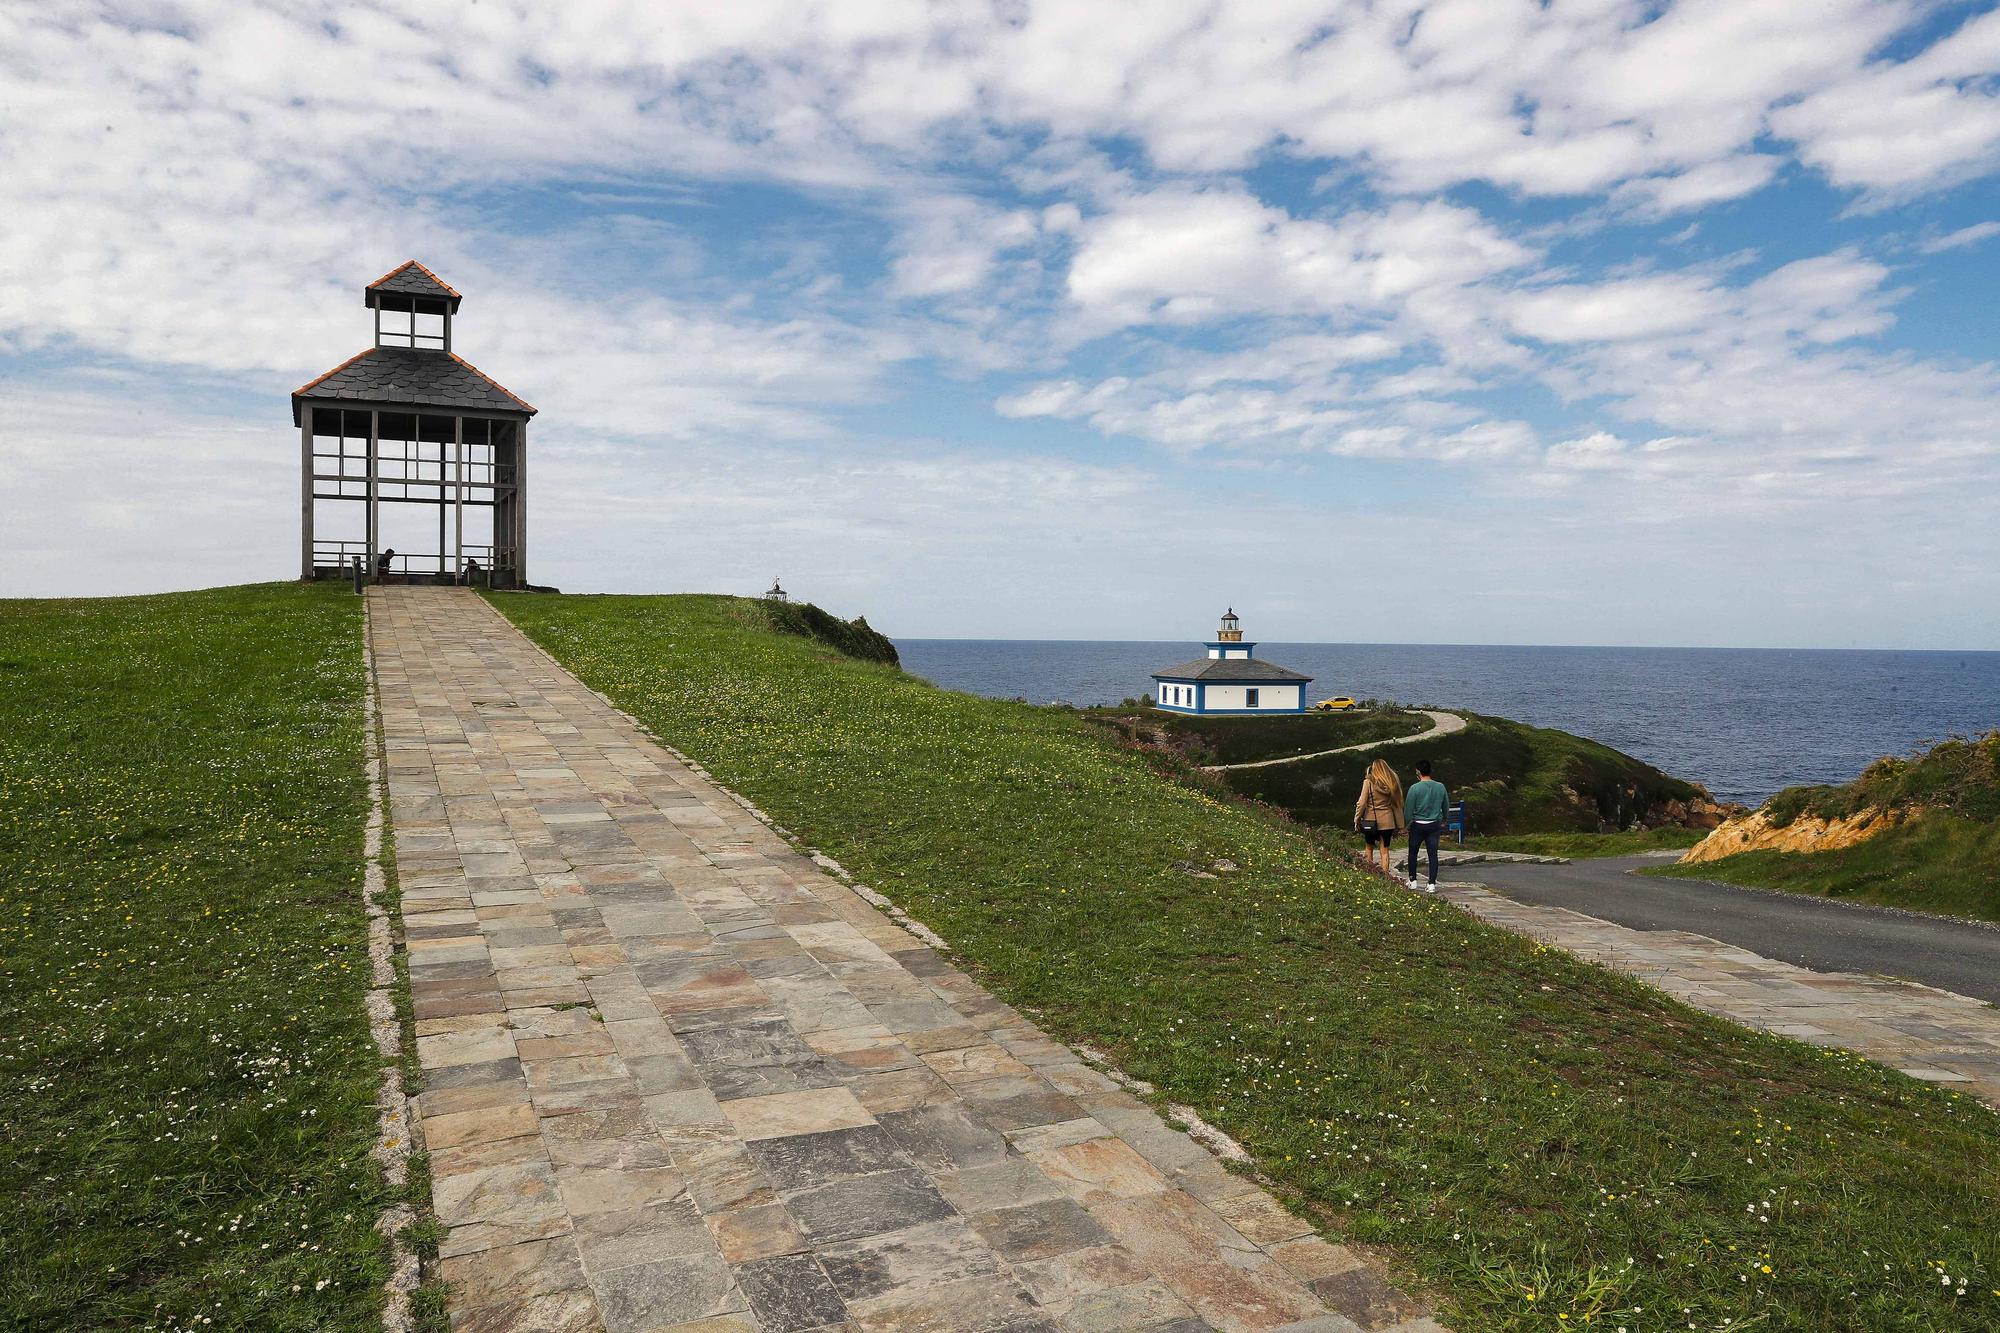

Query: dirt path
[1202,709,1468,772]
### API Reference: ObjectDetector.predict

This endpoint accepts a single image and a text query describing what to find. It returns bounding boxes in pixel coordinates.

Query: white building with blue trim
[1151,610,1313,715]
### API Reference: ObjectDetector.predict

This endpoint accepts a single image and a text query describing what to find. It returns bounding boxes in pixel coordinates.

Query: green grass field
[496,592,2000,1333]
[0,584,391,1330]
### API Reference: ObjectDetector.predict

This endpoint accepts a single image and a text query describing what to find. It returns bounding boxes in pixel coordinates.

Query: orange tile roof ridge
[366,259,461,298]
[292,346,377,397]
[448,351,537,415]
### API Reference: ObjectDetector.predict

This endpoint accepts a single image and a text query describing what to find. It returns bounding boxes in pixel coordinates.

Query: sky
[3,1,2000,649]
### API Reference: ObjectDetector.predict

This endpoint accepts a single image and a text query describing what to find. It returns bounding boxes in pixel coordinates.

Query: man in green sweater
[1405,760,1449,893]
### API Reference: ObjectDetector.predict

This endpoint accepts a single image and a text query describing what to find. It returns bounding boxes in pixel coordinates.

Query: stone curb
[361,603,423,1332]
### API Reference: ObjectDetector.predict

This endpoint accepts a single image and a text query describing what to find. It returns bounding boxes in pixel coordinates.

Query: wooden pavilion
[293,261,536,586]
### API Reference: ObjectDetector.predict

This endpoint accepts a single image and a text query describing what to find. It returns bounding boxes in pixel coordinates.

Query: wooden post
[299,413,313,580]
[514,420,528,587]
[366,409,379,582]
[453,415,464,582]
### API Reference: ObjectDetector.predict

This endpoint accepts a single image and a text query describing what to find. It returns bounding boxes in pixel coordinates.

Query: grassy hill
[1172,708,1714,835]
[764,597,900,665]
[1655,733,2000,922]
[495,591,2000,1333]
[0,585,396,1329]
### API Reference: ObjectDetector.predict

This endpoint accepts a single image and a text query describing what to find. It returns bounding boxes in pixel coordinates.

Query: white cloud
[1004,227,2000,562]
[1770,8,2000,198]
[996,341,1530,463]
[887,197,1043,299]
[1545,431,1630,470]
[2,1,1994,386]
[1064,190,1531,330]
[0,384,295,596]
[1507,275,1728,343]
[1615,155,1782,215]
[1178,333,1406,387]
[1919,220,2000,253]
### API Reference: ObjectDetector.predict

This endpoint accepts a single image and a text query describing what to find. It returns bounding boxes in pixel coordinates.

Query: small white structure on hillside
[1151,609,1313,715]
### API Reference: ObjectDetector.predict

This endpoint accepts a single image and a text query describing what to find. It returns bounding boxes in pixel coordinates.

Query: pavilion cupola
[365,260,461,352]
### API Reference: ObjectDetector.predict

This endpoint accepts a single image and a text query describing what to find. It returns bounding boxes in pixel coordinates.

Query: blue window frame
[1246,687,1260,707]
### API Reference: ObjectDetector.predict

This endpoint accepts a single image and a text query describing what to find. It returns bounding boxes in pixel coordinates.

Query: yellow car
[1313,696,1358,711]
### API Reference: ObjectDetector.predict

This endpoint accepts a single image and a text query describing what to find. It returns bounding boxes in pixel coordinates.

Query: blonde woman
[1353,758,1405,877]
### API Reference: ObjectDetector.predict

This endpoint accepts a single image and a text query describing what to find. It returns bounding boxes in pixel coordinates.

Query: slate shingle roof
[1151,657,1314,683]
[291,347,536,423]
[366,260,462,310]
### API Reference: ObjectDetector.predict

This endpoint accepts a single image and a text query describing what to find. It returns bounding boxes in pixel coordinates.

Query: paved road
[1203,708,1468,772]
[1471,854,2000,1004]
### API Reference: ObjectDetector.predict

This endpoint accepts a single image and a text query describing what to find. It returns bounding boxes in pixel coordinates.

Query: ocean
[892,639,2000,806]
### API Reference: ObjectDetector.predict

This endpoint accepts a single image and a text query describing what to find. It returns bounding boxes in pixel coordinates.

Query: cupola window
[375,293,450,350]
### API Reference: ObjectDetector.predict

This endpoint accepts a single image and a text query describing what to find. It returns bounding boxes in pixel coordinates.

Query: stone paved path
[1437,879,2000,1111]
[372,587,1442,1333]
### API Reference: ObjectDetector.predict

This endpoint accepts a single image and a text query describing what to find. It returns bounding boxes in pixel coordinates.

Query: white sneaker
[1406,878,1420,891]
[1425,882,1438,894]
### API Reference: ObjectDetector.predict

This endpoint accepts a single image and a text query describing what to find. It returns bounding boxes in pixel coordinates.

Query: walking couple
[1353,758,1449,893]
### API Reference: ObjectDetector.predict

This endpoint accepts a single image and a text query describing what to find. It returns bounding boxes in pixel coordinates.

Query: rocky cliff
[1681,804,1906,864]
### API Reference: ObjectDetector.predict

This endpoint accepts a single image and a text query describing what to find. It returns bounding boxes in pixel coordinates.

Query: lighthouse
[1150,609,1312,715]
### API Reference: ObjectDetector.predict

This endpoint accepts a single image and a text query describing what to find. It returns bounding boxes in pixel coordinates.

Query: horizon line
[891,635,2000,655]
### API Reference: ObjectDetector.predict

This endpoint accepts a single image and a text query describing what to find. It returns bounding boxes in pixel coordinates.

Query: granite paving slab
[373,586,1437,1332]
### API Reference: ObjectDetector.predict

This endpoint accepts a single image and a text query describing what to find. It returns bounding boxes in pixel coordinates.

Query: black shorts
[1361,825,1398,847]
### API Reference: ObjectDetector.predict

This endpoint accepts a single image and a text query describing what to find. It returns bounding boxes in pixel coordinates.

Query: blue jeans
[1407,820,1442,883]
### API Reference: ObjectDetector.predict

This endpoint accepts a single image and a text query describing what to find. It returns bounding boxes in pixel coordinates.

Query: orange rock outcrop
[1679,805,1904,864]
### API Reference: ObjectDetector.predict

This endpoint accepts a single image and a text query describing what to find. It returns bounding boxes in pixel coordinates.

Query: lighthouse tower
[1208,607,1251,659]
[1150,609,1312,715]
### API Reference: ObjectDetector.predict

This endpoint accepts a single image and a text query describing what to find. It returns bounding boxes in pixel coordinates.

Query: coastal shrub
[1085,705,1430,766]
[1766,732,2000,826]
[1224,711,1703,834]
[761,598,900,666]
